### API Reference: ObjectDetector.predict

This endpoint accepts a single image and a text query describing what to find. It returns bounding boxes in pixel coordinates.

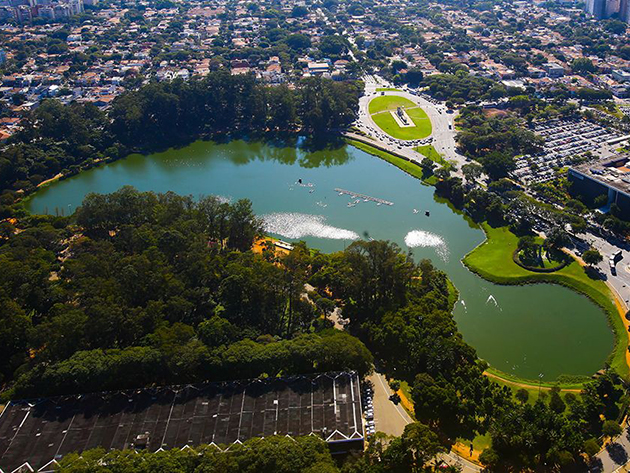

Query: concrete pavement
[583,231,630,308]
[367,372,413,437]
[594,424,630,472]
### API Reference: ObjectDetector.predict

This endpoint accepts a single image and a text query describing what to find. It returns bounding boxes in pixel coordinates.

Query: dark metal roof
[0,372,363,473]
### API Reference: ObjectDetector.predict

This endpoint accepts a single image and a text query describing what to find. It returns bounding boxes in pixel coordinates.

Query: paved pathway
[594,427,630,472]
[368,372,413,437]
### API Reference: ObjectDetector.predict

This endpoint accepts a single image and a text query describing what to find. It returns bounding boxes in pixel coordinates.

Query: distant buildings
[585,0,630,22]
[543,62,565,77]
[1,0,83,22]
[612,69,630,82]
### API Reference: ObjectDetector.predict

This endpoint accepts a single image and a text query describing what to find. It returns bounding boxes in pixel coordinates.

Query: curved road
[369,372,482,473]
[355,75,468,176]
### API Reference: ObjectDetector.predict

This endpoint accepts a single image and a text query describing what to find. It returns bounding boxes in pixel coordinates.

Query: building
[585,0,606,18]
[307,62,330,75]
[568,154,630,214]
[586,0,630,22]
[544,62,565,78]
[0,372,364,472]
[612,69,630,83]
[37,4,54,18]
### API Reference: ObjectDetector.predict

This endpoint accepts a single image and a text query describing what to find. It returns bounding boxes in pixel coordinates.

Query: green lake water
[26,138,614,381]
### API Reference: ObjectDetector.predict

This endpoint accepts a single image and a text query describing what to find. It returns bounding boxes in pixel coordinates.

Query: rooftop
[571,152,630,196]
[0,372,363,473]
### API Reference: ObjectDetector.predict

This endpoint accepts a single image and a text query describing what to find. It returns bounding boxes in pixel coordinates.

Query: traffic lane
[367,372,412,437]
[595,428,630,472]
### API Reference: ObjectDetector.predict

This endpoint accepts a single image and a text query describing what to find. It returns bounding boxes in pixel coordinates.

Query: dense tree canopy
[0,188,376,398]
[0,72,361,196]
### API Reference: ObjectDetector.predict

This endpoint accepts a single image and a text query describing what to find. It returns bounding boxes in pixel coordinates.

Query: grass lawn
[517,247,570,270]
[463,222,629,384]
[369,96,432,140]
[346,139,437,185]
[376,87,402,92]
[414,144,452,170]
[593,103,624,119]
[369,96,416,114]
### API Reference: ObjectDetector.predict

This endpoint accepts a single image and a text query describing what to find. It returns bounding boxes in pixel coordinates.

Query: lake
[26,137,614,381]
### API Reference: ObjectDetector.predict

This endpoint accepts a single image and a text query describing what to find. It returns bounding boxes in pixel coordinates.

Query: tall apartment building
[585,0,630,22]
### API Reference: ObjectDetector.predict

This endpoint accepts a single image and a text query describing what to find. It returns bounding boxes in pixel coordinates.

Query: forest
[0,71,362,199]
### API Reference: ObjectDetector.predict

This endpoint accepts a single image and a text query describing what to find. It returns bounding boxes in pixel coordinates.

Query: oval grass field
[368,95,432,140]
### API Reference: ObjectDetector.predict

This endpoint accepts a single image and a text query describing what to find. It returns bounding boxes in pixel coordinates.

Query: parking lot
[512,119,620,185]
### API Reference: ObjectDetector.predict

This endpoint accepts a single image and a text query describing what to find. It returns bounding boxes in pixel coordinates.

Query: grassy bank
[346,139,437,185]
[463,222,629,383]
[414,144,452,170]
[348,140,627,388]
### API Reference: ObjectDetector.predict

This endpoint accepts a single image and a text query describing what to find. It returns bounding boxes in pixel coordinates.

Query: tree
[602,419,622,439]
[571,57,596,74]
[420,157,436,175]
[544,227,570,251]
[482,152,516,181]
[291,5,308,17]
[401,422,447,469]
[518,235,538,260]
[461,163,483,184]
[285,34,311,51]
[549,388,566,414]
[515,388,529,404]
[583,438,601,457]
[583,248,603,267]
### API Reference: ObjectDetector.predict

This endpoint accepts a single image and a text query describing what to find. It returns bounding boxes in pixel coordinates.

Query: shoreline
[346,139,628,390]
[462,222,629,386]
[23,136,625,391]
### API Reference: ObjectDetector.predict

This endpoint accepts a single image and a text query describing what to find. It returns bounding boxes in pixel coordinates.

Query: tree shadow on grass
[585,266,607,281]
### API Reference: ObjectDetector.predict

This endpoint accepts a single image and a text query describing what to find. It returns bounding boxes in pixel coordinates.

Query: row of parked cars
[362,384,375,437]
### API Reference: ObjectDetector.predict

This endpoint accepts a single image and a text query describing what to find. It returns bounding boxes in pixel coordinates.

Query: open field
[463,222,629,384]
[368,96,432,140]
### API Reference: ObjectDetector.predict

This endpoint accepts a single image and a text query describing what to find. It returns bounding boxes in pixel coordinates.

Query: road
[593,424,630,472]
[368,371,482,473]
[354,75,468,176]
[583,231,630,308]
[368,372,413,437]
